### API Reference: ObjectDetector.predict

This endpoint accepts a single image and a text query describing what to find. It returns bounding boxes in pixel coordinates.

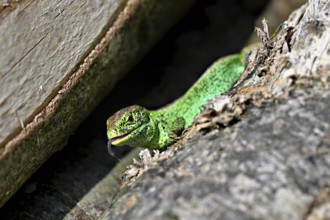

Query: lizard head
[106,105,154,150]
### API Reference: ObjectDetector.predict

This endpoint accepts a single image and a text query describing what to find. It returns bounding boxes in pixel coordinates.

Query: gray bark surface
[105,85,330,220]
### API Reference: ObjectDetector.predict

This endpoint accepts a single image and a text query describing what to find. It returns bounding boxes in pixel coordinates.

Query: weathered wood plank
[0,0,123,149]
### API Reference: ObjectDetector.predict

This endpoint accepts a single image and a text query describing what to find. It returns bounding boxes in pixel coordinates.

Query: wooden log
[0,0,196,206]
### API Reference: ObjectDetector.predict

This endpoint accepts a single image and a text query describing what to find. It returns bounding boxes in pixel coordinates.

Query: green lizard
[106,46,253,152]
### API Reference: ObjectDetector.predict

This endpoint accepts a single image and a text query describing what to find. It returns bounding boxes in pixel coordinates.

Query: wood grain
[0,0,124,149]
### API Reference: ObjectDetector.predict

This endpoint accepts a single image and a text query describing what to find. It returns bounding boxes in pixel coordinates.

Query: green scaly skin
[107,47,252,150]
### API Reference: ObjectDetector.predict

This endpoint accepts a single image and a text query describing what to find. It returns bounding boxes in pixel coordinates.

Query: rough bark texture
[104,86,330,220]
[0,0,195,207]
[96,0,330,219]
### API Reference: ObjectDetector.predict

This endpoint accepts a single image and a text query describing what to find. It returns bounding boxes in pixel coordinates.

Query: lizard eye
[127,115,134,122]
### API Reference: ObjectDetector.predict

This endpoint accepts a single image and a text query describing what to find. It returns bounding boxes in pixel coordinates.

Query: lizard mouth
[109,133,128,144]
[107,130,134,156]
[108,128,136,146]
